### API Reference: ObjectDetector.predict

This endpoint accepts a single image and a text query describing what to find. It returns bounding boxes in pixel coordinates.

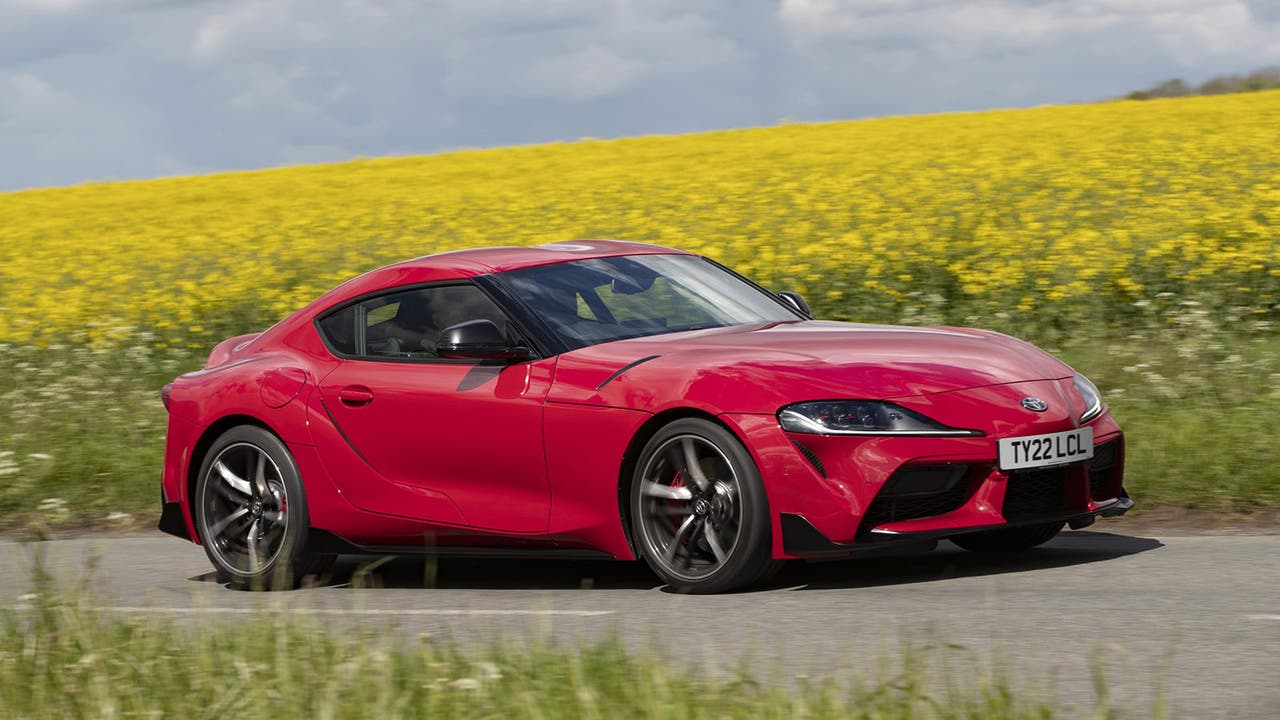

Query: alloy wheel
[637,434,743,581]
[200,442,289,577]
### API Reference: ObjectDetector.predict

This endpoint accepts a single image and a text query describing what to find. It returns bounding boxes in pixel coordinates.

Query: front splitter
[781,490,1134,559]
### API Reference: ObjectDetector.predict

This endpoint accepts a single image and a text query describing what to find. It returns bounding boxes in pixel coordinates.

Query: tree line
[1124,67,1280,100]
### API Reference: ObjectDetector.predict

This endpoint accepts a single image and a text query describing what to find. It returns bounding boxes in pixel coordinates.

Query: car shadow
[320,554,662,590]
[771,530,1163,592]
[185,558,659,590]
[190,528,1161,592]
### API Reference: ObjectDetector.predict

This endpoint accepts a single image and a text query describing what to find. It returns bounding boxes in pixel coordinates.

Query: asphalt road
[3,524,1278,719]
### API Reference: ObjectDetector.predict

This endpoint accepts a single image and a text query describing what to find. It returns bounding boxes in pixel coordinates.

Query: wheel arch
[185,414,285,542]
[615,407,748,557]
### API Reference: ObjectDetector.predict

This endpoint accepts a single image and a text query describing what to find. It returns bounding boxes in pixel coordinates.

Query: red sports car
[159,240,1130,592]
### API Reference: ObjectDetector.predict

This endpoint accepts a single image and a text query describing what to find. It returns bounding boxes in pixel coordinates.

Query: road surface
[2,524,1277,718]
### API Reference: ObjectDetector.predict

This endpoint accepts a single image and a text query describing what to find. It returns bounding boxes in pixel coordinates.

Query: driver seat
[387,296,439,354]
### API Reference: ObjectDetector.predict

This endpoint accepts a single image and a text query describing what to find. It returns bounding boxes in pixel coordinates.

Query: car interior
[364,286,517,359]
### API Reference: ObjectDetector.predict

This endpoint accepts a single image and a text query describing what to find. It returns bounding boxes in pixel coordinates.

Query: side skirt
[306,529,616,561]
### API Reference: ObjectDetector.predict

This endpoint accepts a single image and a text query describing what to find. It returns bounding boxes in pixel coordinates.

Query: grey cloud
[1243,0,1280,23]
[0,4,116,66]
[2,0,763,189]
[777,0,1276,57]
[775,0,1280,116]
[1,0,1277,191]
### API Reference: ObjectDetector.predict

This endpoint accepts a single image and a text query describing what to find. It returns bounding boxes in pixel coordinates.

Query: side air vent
[790,439,827,477]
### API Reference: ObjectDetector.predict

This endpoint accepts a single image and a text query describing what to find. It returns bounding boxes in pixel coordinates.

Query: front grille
[1089,439,1120,501]
[859,465,970,533]
[1093,439,1118,469]
[1088,472,1110,500]
[1003,466,1069,520]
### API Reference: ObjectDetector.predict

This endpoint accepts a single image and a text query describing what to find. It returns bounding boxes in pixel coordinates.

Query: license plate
[998,427,1093,470]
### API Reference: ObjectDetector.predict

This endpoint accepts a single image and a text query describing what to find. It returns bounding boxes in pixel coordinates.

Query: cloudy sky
[2,0,1278,191]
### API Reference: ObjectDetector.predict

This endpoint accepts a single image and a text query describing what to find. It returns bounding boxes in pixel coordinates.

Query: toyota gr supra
[159,240,1131,592]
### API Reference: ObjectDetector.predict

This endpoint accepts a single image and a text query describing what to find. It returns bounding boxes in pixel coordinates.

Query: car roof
[295,240,693,320]
[383,239,689,277]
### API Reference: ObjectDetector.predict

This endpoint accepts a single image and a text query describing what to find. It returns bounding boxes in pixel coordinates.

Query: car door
[313,282,552,533]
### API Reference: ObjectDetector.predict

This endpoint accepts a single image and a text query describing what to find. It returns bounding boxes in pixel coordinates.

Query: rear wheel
[194,425,333,589]
[950,522,1064,553]
[630,418,780,593]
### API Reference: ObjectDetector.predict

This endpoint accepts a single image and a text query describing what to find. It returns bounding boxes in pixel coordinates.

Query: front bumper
[780,489,1133,558]
[721,382,1128,560]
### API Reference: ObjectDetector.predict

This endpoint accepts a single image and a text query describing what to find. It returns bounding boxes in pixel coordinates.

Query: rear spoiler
[205,332,262,368]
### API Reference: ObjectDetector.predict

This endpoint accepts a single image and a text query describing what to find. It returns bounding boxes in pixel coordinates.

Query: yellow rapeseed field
[1,91,1277,349]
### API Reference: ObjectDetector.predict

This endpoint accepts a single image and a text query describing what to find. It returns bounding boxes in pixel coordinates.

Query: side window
[316,284,515,360]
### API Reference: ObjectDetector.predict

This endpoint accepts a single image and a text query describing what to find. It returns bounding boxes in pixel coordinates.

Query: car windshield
[493,254,802,351]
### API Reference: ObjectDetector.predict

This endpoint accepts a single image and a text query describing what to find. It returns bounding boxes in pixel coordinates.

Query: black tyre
[630,418,780,593]
[950,522,1064,553]
[194,425,333,589]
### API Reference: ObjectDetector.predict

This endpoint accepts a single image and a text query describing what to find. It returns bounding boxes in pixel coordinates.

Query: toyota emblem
[1020,397,1048,412]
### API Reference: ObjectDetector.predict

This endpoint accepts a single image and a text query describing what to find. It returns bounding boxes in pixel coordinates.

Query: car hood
[547,321,1076,413]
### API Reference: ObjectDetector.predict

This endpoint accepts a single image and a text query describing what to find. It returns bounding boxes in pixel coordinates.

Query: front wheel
[630,419,780,593]
[194,425,332,589]
[950,522,1064,554]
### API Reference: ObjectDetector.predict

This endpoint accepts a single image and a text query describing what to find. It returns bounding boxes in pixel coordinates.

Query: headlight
[1074,373,1104,422]
[778,400,983,436]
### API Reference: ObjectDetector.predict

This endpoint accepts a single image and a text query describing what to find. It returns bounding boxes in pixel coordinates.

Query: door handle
[338,385,374,407]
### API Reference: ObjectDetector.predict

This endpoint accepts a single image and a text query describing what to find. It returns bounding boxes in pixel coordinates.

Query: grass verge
[1,574,1142,720]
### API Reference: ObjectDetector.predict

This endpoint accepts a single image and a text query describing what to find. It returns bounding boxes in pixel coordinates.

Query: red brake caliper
[669,471,684,531]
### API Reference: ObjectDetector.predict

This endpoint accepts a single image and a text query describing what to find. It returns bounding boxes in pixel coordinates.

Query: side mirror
[778,291,812,318]
[436,320,534,361]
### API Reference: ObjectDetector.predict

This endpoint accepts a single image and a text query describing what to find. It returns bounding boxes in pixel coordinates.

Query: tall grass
[0,568,1135,720]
